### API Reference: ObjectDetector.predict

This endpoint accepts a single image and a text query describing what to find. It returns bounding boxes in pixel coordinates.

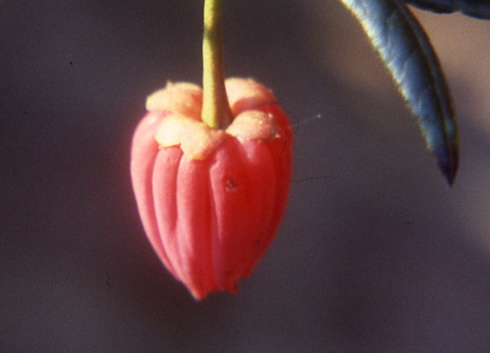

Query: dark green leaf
[340,0,459,184]
[405,0,490,19]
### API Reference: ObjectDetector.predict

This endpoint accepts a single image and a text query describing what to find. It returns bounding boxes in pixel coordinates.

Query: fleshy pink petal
[174,157,216,299]
[151,146,183,282]
[208,137,276,290]
[130,111,177,277]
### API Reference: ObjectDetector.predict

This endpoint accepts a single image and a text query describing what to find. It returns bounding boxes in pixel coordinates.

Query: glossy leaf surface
[340,0,459,184]
[405,0,490,19]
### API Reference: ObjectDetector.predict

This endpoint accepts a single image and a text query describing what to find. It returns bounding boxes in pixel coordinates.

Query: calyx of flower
[148,78,279,160]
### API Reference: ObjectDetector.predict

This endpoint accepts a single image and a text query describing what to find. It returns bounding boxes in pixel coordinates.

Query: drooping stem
[201,0,233,129]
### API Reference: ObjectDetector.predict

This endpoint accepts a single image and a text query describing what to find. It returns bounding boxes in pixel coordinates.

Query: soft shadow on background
[2,1,490,352]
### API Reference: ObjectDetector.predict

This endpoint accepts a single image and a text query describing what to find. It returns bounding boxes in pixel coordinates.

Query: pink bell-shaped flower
[130,78,292,300]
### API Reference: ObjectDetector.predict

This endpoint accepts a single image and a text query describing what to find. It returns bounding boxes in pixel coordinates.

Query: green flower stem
[201,0,233,129]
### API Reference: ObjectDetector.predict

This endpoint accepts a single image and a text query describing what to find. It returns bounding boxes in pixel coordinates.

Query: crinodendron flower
[130,78,292,300]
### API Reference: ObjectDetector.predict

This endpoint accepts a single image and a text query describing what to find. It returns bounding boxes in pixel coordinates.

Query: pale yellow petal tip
[225,78,277,115]
[146,82,203,120]
[227,110,279,142]
[155,114,227,160]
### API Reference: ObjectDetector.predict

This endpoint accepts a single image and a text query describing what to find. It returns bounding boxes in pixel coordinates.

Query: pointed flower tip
[190,284,238,301]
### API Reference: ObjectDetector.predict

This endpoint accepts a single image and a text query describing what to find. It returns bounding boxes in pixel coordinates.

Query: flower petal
[130,111,177,276]
[146,82,203,119]
[225,78,276,116]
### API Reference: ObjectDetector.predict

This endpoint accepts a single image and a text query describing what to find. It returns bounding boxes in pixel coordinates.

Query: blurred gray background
[2,1,490,352]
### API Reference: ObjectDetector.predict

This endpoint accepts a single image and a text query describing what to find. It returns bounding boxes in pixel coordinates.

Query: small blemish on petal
[225,178,238,192]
